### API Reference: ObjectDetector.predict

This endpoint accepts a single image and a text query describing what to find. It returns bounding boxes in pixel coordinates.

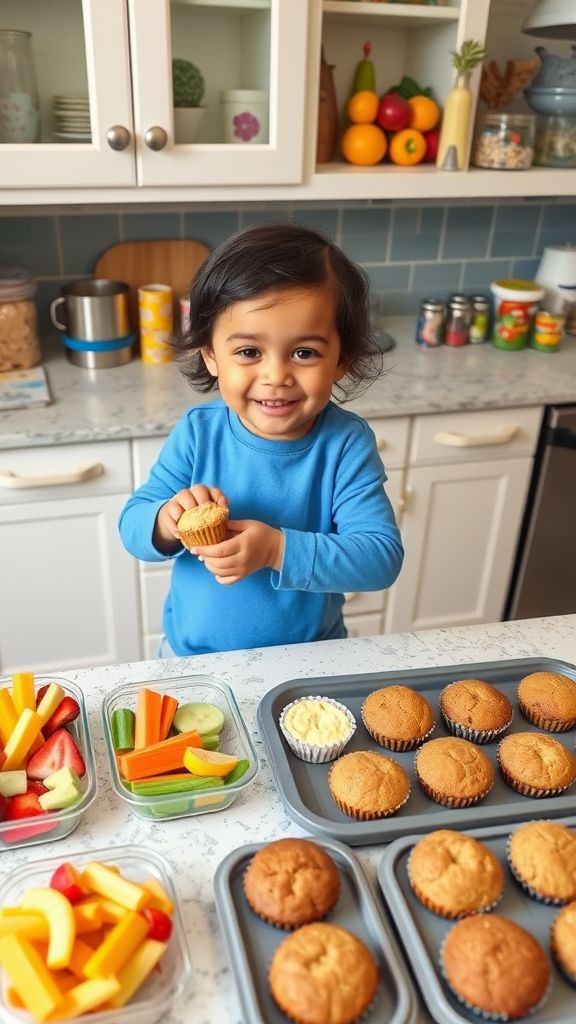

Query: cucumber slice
[111,708,135,752]
[201,733,220,752]
[172,702,225,737]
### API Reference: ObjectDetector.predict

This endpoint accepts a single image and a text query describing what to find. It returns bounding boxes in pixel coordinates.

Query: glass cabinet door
[0,0,135,189]
[129,0,308,187]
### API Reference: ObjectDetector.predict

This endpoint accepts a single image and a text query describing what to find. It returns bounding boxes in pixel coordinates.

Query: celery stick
[224,759,250,786]
[111,708,135,752]
[132,776,224,797]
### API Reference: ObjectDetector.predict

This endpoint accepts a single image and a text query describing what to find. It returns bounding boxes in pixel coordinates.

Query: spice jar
[445,294,472,347]
[490,279,544,351]
[0,267,41,371]
[472,112,535,170]
[416,299,445,347]
[534,114,576,168]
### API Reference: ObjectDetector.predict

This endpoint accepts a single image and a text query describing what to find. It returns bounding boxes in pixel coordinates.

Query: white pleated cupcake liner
[506,834,572,906]
[278,695,356,764]
[406,845,504,919]
[362,715,436,752]
[330,781,411,821]
[551,934,576,988]
[441,709,513,745]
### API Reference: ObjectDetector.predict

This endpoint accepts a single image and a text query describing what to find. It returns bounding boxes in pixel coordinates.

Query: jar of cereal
[472,112,535,170]
[0,267,41,371]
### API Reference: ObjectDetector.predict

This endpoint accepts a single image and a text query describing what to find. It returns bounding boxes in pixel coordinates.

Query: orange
[183,747,239,778]
[389,128,427,166]
[340,123,387,166]
[347,90,379,125]
[408,95,440,133]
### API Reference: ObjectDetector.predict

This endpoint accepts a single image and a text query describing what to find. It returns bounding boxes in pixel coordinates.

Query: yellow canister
[138,284,174,364]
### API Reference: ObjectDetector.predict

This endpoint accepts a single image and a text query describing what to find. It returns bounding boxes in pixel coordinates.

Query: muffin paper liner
[441,709,513,745]
[551,923,576,988]
[517,694,576,733]
[506,834,572,906]
[362,715,436,752]
[329,780,411,821]
[406,847,504,919]
[414,759,494,808]
[279,695,356,764]
[178,521,228,548]
[496,749,570,798]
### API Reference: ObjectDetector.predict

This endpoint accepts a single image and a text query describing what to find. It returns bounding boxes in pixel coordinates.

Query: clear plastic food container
[0,844,192,1024]
[0,676,97,851]
[472,112,535,169]
[534,113,576,167]
[102,674,258,821]
[0,267,41,372]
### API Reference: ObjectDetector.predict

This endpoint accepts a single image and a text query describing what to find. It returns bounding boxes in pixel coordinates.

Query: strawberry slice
[43,696,80,737]
[142,907,173,942]
[35,684,50,705]
[5,791,44,820]
[0,793,7,822]
[1,791,56,845]
[26,729,86,780]
[50,862,88,904]
[26,781,48,796]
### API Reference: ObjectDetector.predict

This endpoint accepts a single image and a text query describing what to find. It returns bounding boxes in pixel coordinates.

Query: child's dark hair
[173,220,383,401]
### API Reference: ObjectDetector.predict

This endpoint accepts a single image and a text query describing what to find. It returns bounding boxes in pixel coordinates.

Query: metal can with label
[445,294,472,347]
[469,294,490,344]
[416,298,445,347]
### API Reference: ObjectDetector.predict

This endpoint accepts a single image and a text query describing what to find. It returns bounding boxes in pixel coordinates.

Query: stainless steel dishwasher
[506,404,576,619]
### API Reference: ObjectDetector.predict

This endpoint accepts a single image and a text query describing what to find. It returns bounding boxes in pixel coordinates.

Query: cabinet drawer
[133,437,167,488]
[344,612,383,639]
[409,407,542,466]
[0,441,132,506]
[367,417,410,471]
[140,566,171,634]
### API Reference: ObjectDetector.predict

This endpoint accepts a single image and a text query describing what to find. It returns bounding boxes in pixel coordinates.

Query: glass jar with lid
[0,30,40,143]
[0,267,41,371]
[534,114,576,168]
[472,112,535,170]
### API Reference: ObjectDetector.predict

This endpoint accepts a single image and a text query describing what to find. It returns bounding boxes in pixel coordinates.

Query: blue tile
[341,209,390,262]
[413,263,461,291]
[491,231,537,258]
[0,216,58,275]
[291,208,339,237]
[240,207,293,228]
[391,231,440,263]
[183,211,239,249]
[495,204,541,232]
[421,207,444,232]
[443,205,493,259]
[537,203,576,250]
[393,207,419,232]
[379,290,422,315]
[122,213,181,241]
[512,258,540,279]
[366,264,410,292]
[462,260,512,289]
[60,215,120,275]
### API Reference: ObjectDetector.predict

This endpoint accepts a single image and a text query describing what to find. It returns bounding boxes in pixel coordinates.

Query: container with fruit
[0,674,97,850]
[102,675,258,821]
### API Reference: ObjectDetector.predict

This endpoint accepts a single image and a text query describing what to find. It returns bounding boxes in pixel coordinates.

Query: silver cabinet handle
[434,426,518,448]
[144,126,168,151]
[106,125,131,151]
[0,462,105,489]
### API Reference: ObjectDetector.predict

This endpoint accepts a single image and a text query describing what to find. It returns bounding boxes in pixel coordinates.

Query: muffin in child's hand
[177,501,228,549]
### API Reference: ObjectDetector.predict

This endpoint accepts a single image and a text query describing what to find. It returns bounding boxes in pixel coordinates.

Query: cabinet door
[0,0,135,189]
[129,0,308,187]
[384,457,533,634]
[0,493,141,673]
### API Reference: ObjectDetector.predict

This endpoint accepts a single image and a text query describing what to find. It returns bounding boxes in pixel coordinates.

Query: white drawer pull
[376,439,387,452]
[0,462,105,489]
[434,426,518,448]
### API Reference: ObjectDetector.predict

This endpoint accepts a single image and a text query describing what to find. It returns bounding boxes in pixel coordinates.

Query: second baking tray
[378,817,576,1024]
[214,835,416,1024]
[257,657,576,845]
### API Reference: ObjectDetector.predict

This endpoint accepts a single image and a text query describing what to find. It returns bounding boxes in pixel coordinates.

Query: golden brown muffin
[507,821,576,904]
[518,670,576,732]
[414,737,494,808]
[177,501,228,548]
[361,685,435,751]
[551,901,576,983]
[243,838,341,930]
[497,732,576,797]
[440,678,513,743]
[269,922,379,1024]
[441,915,551,1019]
[408,829,504,919]
[328,750,410,820]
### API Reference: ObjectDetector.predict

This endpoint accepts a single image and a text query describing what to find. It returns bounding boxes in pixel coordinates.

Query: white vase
[173,106,207,144]
[220,90,268,144]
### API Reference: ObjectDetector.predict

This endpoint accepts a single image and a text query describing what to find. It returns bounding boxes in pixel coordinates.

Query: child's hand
[154,485,228,554]
[193,520,284,585]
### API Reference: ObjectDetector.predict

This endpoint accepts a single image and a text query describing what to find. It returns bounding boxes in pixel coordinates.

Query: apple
[423,126,440,163]
[50,862,88,904]
[0,793,7,821]
[377,92,411,133]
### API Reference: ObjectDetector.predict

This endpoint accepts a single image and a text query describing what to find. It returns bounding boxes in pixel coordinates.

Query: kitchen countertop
[3,614,576,1024]
[2,318,576,450]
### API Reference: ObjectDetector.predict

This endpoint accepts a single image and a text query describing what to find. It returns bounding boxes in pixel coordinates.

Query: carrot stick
[117,730,202,782]
[158,696,178,741]
[133,688,163,749]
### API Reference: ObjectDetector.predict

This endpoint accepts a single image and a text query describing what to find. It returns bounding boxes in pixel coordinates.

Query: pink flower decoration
[233,111,260,142]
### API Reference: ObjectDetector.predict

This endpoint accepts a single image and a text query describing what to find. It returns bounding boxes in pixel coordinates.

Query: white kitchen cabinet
[384,406,543,634]
[0,441,141,673]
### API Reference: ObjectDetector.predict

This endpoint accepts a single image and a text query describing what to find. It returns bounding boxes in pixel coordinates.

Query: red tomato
[423,127,441,163]
[377,92,411,133]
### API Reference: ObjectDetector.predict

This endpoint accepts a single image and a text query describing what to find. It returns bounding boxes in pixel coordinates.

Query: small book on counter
[0,365,52,410]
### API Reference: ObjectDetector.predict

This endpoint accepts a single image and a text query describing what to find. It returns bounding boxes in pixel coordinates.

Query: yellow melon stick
[20,888,76,970]
[36,683,65,724]
[0,933,63,1022]
[2,710,44,772]
[48,977,121,1021]
[107,938,167,1008]
[141,877,174,914]
[96,898,126,924]
[83,911,149,979]
[0,689,18,745]
[65,938,94,980]
[0,910,49,941]
[81,862,150,911]
[11,673,35,715]
[72,901,103,934]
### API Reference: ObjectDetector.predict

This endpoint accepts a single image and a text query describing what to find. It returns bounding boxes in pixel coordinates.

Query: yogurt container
[490,279,545,351]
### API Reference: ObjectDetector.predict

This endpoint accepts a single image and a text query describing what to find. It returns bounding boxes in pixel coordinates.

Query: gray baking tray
[214,835,416,1024]
[256,658,576,846]
[378,816,576,1024]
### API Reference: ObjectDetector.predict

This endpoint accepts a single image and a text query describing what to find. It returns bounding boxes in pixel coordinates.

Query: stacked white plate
[52,96,91,141]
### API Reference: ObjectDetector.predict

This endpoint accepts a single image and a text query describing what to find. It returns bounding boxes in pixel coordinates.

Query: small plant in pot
[172,58,206,143]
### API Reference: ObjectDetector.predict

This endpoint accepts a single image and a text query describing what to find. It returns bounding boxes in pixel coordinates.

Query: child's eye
[293,348,320,361]
[235,347,260,360]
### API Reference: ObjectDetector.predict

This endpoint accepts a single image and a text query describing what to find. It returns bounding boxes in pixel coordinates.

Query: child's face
[201,285,346,441]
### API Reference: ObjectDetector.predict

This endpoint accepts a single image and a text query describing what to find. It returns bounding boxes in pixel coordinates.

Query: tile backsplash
[1,198,575,333]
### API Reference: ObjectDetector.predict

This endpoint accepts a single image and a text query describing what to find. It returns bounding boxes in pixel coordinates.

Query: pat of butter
[283,700,350,746]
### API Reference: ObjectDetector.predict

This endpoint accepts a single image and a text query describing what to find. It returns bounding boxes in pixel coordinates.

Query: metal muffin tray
[214,835,416,1024]
[256,657,576,846]
[378,817,576,1024]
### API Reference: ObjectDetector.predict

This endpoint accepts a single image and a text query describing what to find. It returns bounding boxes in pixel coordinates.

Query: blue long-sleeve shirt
[119,399,403,655]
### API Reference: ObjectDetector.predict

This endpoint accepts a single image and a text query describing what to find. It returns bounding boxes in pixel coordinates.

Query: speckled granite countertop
[3,615,576,1024]
[2,318,576,450]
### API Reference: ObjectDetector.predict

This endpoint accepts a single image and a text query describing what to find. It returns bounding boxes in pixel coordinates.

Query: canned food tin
[469,295,490,344]
[416,299,445,347]
[445,294,472,347]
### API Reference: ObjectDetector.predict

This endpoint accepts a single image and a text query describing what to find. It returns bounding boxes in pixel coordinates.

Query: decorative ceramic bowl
[525,87,576,116]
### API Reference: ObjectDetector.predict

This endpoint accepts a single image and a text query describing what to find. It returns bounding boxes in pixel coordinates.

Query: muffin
[243,838,341,929]
[497,732,576,798]
[440,678,513,743]
[507,820,576,904]
[517,670,576,732]
[361,684,435,751]
[176,501,228,548]
[551,901,576,984]
[279,696,356,763]
[440,915,551,1020]
[269,922,379,1024]
[328,750,410,820]
[408,829,504,919]
[414,737,494,808]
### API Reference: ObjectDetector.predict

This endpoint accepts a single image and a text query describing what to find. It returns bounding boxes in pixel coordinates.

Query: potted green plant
[172,58,206,144]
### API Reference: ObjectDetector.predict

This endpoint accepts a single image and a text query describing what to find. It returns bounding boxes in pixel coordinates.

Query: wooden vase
[316,48,338,164]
